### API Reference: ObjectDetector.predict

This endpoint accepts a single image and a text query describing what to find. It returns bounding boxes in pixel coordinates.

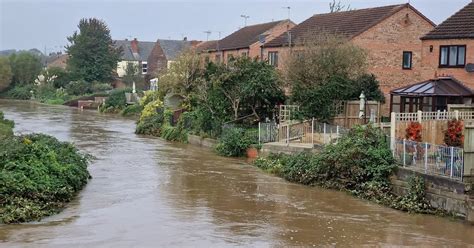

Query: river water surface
[0,100,473,247]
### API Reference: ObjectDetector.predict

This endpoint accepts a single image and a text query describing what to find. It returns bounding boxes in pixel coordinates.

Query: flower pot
[246,147,259,158]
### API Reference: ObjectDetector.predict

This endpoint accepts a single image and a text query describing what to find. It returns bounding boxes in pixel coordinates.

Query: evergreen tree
[66,18,121,82]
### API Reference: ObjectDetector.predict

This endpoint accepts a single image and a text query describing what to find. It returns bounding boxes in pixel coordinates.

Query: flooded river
[0,100,473,247]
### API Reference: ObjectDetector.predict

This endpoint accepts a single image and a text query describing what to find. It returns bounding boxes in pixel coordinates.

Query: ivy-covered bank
[0,112,91,224]
[254,126,448,216]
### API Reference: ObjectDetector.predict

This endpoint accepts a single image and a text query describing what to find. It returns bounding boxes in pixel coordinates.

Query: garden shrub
[100,88,131,112]
[91,82,113,93]
[65,80,92,96]
[120,104,143,117]
[215,127,254,157]
[0,131,91,224]
[254,125,442,215]
[444,119,464,147]
[6,85,33,100]
[135,99,164,135]
[405,122,422,142]
[0,111,14,139]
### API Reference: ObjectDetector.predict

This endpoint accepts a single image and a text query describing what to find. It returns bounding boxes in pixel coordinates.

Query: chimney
[131,38,139,54]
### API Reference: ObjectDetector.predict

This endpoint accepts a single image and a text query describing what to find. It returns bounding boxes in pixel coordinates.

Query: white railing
[393,139,464,181]
[395,110,474,122]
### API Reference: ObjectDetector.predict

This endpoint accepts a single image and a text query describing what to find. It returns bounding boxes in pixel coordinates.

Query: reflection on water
[0,100,473,247]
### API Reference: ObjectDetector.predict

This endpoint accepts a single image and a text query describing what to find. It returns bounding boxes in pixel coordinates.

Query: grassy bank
[254,125,447,216]
[0,112,91,224]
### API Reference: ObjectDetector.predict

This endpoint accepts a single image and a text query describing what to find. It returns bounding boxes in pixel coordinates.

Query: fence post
[450,146,454,178]
[390,112,396,152]
[258,122,261,145]
[417,110,423,123]
[424,142,428,173]
[323,123,327,144]
[455,110,459,120]
[403,139,406,167]
[311,118,314,145]
[336,125,340,137]
[286,124,290,146]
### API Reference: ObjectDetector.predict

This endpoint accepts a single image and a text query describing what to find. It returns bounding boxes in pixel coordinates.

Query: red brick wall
[352,7,435,98]
[420,39,474,89]
[147,42,168,77]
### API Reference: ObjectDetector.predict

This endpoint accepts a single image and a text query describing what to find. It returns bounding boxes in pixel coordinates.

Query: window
[241,52,247,57]
[215,54,221,63]
[268,52,278,67]
[439,45,466,67]
[141,62,148,74]
[402,51,412,69]
[227,54,234,63]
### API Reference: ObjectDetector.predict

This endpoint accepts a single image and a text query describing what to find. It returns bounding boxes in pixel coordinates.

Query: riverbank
[0,110,91,224]
[1,99,473,246]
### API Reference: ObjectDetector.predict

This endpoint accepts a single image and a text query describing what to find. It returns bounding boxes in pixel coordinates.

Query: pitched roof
[265,4,433,47]
[219,20,289,51]
[46,54,68,69]
[195,40,219,53]
[391,77,474,97]
[115,39,155,61]
[421,2,474,40]
[157,39,191,60]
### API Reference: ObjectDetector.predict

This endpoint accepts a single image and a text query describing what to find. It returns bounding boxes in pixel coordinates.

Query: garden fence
[393,139,464,181]
[258,119,348,146]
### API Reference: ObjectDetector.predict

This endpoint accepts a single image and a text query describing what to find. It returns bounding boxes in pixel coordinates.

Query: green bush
[91,82,113,93]
[120,104,143,117]
[0,111,14,139]
[65,80,92,96]
[215,127,254,157]
[101,88,130,112]
[161,124,187,142]
[0,133,91,223]
[254,125,441,215]
[5,85,33,100]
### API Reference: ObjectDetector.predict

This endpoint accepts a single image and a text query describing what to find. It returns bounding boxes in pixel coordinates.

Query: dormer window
[439,45,466,68]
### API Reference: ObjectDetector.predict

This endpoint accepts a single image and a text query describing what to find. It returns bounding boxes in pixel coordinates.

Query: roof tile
[421,2,474,40]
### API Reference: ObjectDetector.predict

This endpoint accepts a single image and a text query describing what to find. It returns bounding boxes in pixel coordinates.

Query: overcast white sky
[0,0,471,53]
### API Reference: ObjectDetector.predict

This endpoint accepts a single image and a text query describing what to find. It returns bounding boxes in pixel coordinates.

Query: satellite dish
[466,63,474,72]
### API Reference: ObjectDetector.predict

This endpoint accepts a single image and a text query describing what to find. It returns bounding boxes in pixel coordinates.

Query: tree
[9,52,42,86]
[212,57,284,121]
[66,18,121,82]
[122,62,143,87]
[158,49,203,102]
[0,57,12,92]
[329,0,352,13]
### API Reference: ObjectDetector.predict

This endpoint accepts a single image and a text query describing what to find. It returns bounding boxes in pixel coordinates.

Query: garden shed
[390,77,474,113]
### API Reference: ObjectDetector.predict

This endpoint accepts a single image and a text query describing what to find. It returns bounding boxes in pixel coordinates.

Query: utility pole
[240,15,250,27]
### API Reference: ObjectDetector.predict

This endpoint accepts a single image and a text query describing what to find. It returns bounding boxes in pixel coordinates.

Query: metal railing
[258,119,348,146]
[393,139,464,181]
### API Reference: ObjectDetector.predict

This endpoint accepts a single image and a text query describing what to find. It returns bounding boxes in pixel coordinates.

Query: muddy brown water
[0,100,473,247]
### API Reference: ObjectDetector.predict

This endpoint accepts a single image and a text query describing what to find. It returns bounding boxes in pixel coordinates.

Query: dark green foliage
[91,81,113,93]
[0,133,90,224]
[161,125,187,142]
[0,111,14,139]
[101,88,130,112]
[292,74,385,121]
[9,52,42,86]
[120,104,143,117]
[135,111,165,136]
[47,67,76,89]
[0,56,12,92]
[254,125,441,215]
[5,84,34,100]
[65,80,92,96]
[215,127,255,157]
[66,18,121,82]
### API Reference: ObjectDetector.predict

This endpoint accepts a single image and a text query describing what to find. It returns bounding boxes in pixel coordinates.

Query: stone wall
[187,134,217,149]
[392,167,474,222]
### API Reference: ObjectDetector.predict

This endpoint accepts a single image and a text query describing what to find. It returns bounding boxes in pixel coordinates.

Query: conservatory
[390,77,474,113]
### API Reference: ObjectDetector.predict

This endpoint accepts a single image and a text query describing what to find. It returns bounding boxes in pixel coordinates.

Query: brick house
[262,4,436,114]
[205,20,295,63]
[147,39,198,78]
[419,1,474,90]
[114,38,155,78]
